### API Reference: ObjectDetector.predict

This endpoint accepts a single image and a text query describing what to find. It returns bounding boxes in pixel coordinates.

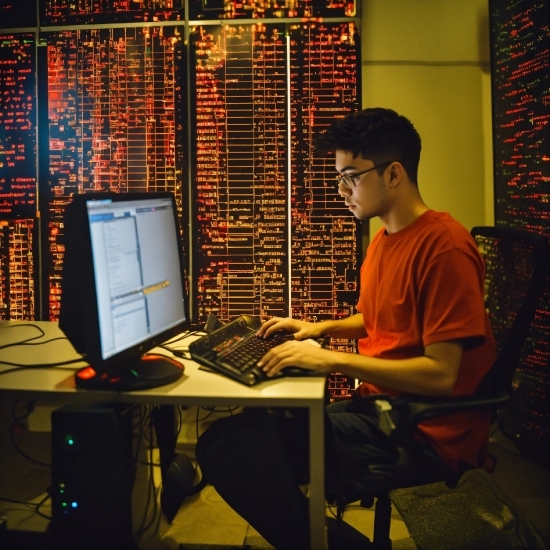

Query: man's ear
[387,161,404,187]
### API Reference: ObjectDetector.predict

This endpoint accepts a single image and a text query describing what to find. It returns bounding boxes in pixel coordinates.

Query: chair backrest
[472,226,549,397]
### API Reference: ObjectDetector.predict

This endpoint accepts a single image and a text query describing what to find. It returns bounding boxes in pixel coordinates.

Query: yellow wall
[360,0,494,240]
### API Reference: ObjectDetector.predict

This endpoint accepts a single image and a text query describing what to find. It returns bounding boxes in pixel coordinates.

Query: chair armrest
[371,391,511,441]
[405,392,511,428]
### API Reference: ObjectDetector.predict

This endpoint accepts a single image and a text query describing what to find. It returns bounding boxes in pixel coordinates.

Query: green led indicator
[65,435,74,445]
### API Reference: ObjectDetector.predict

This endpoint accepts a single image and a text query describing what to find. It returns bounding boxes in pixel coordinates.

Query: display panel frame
[59,191,189,389]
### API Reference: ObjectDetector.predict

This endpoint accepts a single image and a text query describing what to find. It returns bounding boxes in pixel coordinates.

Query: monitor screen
[59,192,189,390]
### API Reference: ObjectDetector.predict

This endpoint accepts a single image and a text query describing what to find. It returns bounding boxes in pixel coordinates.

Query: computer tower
[49,403,137,550]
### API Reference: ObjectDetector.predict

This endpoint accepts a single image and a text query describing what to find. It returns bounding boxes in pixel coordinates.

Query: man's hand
[257,339,334,378]
[257,317,324,340]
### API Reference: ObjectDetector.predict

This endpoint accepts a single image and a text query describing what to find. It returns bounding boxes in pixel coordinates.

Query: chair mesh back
[472,227,549,396]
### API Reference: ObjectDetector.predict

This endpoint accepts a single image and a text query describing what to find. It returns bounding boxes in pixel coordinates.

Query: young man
[196,108,496,549]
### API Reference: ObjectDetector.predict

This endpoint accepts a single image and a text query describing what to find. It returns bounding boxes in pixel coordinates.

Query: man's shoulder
[424,210,465,230]
[420,211,473,247]
[392,211,480,268]
[369,211,474,254]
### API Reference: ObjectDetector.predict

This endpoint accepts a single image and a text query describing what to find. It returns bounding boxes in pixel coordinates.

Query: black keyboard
[218,331,294,373]
[190,315,326,386]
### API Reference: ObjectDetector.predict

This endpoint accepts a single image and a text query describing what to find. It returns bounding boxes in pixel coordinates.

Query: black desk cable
[0,323,84,375]
[10,400,51,468]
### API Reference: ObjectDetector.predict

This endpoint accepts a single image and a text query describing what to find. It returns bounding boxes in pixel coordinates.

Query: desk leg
[309,402,327,550]
[152,405,177,485]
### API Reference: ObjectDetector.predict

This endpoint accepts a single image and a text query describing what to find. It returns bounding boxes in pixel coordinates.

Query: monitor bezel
[59,191,190,376]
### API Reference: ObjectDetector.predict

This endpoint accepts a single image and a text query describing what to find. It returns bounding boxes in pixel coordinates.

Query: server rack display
[188,0,355,19]
[43,26,185,319]
[490,0,549,449]
[40,0,184,25]
[0,0,360,399]
[0,219,36,320]
[0,33,37,319]
[190,22,359,325]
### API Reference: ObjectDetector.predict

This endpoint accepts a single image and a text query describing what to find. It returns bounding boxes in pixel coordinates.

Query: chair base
[333,493,394,550]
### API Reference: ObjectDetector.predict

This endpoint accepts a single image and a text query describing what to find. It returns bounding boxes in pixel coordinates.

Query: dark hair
[314,108,422,184]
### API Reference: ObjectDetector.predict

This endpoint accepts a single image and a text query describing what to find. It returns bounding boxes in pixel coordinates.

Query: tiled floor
[484,425,549,548]
[148,422,549,549]
[0,419,547,549]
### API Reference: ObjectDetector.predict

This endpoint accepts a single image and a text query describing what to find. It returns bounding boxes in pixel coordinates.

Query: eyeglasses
[336,161,393,189]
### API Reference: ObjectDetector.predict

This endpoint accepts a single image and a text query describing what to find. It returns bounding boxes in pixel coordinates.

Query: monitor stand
[75,354,184,391]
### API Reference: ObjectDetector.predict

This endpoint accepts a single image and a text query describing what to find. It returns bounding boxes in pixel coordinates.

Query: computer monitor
[59,192,189,390]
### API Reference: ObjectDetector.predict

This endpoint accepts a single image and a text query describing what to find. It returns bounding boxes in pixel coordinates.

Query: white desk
[0,320,328,549]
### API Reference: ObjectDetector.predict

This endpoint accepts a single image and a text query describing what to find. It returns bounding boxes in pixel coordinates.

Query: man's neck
[380,199,430,235]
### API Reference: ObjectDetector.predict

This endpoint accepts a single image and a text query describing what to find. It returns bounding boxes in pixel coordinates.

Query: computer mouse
[260,366,326,380]
[281,366,311,377]
[282,366,327,378]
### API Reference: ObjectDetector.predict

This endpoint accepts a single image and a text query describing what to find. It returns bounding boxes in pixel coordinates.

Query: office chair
[332,226,549,550]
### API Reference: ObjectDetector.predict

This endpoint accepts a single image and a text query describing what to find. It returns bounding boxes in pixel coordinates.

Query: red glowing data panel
[190,21,359,399]
[0,34,37,219]
[45,27,185,320]
[191,23,290,323]
[490,0,549,445]
[190,21,359,327]
[289,22,359,330]
[0,219,35,320]
[190,0,356,20]
[40,0,184,25]
[0,1,37,27]
[490,0,549,236]
[291,21,359,400]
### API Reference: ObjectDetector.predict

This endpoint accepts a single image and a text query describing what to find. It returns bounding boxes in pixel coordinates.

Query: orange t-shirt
[356,210,496,470]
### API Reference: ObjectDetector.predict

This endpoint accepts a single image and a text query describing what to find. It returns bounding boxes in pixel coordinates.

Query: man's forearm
[316,313,367,339]
[330,341,463,396]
